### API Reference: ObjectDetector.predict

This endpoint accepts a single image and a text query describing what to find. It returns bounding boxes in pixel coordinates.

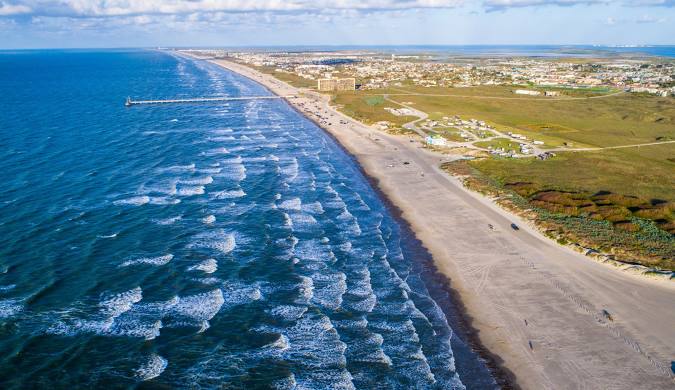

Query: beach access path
[207,57,675,390]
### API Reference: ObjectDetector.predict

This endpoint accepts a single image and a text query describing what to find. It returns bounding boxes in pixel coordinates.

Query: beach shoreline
[193,54,675,389]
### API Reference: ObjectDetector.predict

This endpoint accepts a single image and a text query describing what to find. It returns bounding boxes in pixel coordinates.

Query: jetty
[124,95,294,106]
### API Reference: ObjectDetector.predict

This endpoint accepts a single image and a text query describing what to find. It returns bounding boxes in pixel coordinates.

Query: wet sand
[205,56,675,389]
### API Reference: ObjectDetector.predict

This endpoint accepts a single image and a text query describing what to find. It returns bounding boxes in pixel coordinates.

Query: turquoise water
[0,50,495,388]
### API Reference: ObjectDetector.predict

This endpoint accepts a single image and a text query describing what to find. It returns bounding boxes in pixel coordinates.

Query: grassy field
[331,91,418,126]
[474,138,522,152]
[444,160,674,270]
[470,143,675,202]
[330,87,674,198]
[432,128,466,142]
[388,89,675,148]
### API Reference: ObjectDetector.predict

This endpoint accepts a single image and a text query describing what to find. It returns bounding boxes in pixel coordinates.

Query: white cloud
[484,0,608,11]
[0,2,31,15]
[483,0,674,10]
[0,0,465,18]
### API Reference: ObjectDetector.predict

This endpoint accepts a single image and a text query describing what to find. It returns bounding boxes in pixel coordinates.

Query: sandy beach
[205,57,675,389]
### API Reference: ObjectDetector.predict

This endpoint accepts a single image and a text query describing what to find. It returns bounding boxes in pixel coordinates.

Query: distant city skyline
[0,1,673,49]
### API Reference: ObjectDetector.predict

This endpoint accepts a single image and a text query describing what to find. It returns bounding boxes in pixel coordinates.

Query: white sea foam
[109,318,163,340]
[204,147,229,156]
[267,305,308,321]
[220,283,262,309]
[120,254,174,268]
[115,195,181,206]
[136,353,168,381]
[47,288,162,340]
[177,185,205,196]
[193,277,222,285]
[228,146,247,153]
[157,164,195,173]
[339,241,352,252]
[0,299,22,318]
[243,156,267,162]
[197,167,222,174]
[97,233,118,239]
[280,157,299,182]
[188,230,236,254]
[188,259,218,274]
[209,136,235,141]
[223,156,242,164]
[295,276,314,304]
[281,314,354,389]
[282,212,292,227]
[179,176,213,185]
[293,240,330,263]
[114,196,150,206]
[311,272,347,310]
[153,197,181,205]
[302,201,324,215]
[218,163,246,181]
[169,289,225,321]
[337,210,354,221]
[99,287,143,318]
[279,198,301,211]
[213,202,255,216]
[212,189,246,199]
[265,334,289,351]
[289,213,318,231]
[141,180,178,195]
[152,215,182,225]
[202,215,216,224]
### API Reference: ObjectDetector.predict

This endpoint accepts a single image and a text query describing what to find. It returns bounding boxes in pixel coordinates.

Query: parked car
[510,223,519,231]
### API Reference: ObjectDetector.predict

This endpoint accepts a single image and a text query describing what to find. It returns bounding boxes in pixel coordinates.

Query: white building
[425,136,447,146]
[514,89,542,96]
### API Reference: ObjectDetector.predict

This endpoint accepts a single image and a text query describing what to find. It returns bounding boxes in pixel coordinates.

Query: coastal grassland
[443,158,674,270]
[471,144,675,202]
[433,128,466,142]
[331,91,418,126]
[449,143,675,269]
[392,89,675,147]
[473,138,522,152]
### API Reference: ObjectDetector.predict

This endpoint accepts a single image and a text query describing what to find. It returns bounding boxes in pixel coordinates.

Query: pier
[125,95,294,106]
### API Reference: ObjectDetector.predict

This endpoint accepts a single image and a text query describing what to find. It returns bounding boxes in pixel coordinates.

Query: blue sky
[0,1,673,48]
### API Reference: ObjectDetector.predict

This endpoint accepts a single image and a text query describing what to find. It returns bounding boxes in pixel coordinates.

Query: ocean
[0,50,495,388]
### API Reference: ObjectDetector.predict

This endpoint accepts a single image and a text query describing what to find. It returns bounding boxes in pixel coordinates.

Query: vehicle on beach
[510,223,519,231]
